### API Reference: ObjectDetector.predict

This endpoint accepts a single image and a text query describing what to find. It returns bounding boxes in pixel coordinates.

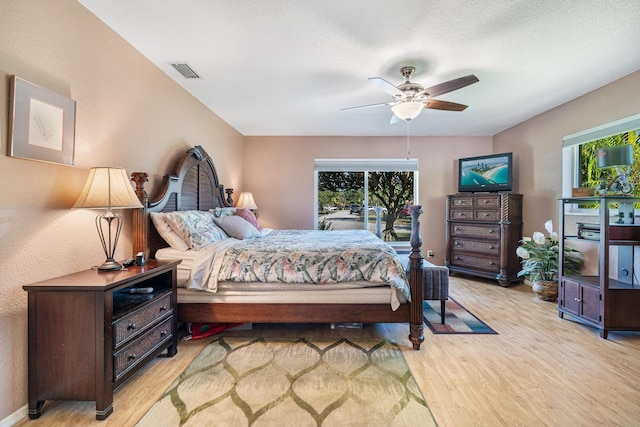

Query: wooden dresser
[23,260,179,420]
[445,193,523,286]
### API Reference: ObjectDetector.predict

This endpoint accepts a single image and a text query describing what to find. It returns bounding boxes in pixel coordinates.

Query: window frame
[313,158,419,243]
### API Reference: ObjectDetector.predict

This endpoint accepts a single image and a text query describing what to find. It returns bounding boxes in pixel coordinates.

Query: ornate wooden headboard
[131,145,234,258]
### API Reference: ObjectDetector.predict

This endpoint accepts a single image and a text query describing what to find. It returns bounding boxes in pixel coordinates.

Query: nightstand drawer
[113,292,172,347]
[113,317,173,381]
[451,238,500,256]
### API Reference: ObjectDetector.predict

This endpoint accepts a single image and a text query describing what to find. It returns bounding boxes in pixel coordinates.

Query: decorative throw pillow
[235,208,261,231]
[149,212,190,251]
[210,207,236,218]
[165,210,228,250]
[213,215,262,239]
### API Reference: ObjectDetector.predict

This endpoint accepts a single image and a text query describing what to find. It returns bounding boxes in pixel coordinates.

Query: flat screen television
[458,152,513,193]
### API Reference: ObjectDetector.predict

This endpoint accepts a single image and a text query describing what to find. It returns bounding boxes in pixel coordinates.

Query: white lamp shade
[391,101,424,121]
[73,167,143,209]
[236,192,258,210]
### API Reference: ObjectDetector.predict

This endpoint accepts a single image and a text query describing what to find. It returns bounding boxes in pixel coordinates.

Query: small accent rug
[423,298,498,334]
[137,337,437,426]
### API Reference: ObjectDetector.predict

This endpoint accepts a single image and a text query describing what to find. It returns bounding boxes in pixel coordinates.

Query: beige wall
[243,135,493,261]
[0,0,243,420]
[494,70,640,237]
[1,0,639,423]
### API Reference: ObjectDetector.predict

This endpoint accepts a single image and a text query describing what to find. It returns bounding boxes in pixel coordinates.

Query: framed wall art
[8,76,76,166]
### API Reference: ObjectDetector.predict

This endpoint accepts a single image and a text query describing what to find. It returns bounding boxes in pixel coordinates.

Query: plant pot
[532,280,558,302]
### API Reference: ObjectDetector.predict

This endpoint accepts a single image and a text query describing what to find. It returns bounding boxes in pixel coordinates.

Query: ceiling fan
[341,66,479,123]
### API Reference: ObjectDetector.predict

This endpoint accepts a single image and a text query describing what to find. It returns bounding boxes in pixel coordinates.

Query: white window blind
[562,113,640,147]
[314,158,418,172]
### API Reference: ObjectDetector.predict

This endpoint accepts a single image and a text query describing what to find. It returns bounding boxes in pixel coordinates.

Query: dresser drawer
[474,210,500,221]
[449,208,474,221]
[450,252,500,273]
[113,292,172,347]
[474,195,500,208]
[450,196,474,208]
[451,238,500,256]
[451,224,500,239]
[113,317,173,381]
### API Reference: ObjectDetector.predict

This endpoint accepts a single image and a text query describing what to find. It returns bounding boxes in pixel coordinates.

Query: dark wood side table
[23,260,180,420]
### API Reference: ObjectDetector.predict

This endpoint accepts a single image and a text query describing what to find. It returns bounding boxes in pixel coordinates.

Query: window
[314,159,418,242]
[563,113,640,201]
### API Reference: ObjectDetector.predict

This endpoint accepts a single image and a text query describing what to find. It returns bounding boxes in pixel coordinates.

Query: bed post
[408,205,425,350]
[131,172,149,259]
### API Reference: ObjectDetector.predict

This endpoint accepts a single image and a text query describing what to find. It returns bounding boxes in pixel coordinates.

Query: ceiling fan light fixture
[391,101,424,121]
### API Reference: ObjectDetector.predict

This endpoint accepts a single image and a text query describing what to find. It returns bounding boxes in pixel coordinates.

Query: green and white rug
[137,337,437,426]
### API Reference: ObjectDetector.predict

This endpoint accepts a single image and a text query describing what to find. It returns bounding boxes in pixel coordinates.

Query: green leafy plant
[516,220,582,282]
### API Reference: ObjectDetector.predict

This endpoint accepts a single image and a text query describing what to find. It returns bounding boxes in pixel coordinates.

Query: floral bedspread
[188,229,410,309]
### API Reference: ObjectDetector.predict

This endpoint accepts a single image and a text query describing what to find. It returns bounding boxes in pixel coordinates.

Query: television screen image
[458,153,513,192]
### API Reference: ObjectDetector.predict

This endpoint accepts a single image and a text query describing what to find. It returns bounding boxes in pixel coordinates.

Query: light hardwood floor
[15,276,640,426]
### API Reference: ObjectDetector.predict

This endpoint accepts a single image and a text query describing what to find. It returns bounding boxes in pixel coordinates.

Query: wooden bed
[131,145,426,350]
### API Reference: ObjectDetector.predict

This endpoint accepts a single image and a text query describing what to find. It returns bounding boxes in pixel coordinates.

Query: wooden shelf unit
[558,196,640,338]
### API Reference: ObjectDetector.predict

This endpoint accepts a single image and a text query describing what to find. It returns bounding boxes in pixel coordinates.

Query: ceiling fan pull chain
[406,120,411,160]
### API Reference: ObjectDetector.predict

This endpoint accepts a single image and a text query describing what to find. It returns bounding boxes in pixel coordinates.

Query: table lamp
[236,192,258,210]
[596,145,634,194]
[73,167,143,270]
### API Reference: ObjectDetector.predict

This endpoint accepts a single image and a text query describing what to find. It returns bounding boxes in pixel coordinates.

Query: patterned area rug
[423,298,498,334]
[137,337,437,426]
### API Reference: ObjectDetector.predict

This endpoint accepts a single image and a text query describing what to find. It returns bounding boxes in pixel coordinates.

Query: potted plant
[516,220,583,301]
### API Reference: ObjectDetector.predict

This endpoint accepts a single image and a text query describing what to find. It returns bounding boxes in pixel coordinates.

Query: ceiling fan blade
[390,114,401,125]
[424,99,469,112]
[340,101,394,111]
[369,77,404,97]
[420,74,479,98]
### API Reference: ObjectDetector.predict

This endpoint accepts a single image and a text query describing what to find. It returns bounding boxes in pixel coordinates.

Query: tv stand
[445,193,523,286]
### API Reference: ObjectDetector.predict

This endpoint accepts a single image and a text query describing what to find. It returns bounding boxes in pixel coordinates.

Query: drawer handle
[128,323,137,330]
[489,245,495,249]
[483,200,490,204]
[454,227,460,231]
[483,213,490,217]
[457,213,466,217]
[160,330,167,337]
[574,298,581,302]
[489,261,496,265]
[455,256,461,260]
[128,353,137,361]
[160,305,168,311]
[488,229,495,233]
[454,241,460,246]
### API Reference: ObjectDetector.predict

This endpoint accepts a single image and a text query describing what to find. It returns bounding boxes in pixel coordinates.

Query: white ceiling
[78,0,640,137]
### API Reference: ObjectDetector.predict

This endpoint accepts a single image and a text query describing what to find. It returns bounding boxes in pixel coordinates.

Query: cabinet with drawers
[446,193,523,285]
[23,260,179,420]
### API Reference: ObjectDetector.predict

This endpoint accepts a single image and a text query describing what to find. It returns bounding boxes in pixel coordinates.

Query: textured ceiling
[78,0,640,137]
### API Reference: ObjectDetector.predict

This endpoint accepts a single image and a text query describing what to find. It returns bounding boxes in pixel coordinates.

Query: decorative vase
[532,280,558,302]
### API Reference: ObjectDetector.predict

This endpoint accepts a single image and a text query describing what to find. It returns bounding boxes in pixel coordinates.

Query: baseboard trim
[0,404,27,427]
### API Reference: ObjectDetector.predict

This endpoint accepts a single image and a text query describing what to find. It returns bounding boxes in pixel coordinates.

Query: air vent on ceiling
[170,62,202,79]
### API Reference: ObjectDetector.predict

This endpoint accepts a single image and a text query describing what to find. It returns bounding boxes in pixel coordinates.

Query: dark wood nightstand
[23,259,180,420]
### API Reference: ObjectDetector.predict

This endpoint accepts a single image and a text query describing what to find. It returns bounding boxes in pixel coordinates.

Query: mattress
[155,246,407,305]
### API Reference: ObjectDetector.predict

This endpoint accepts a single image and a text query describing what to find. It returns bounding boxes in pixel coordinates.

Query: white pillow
[150,212,190,251]
[213,215,262,240]
[210,207,236,218]
[164,210,228,250]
